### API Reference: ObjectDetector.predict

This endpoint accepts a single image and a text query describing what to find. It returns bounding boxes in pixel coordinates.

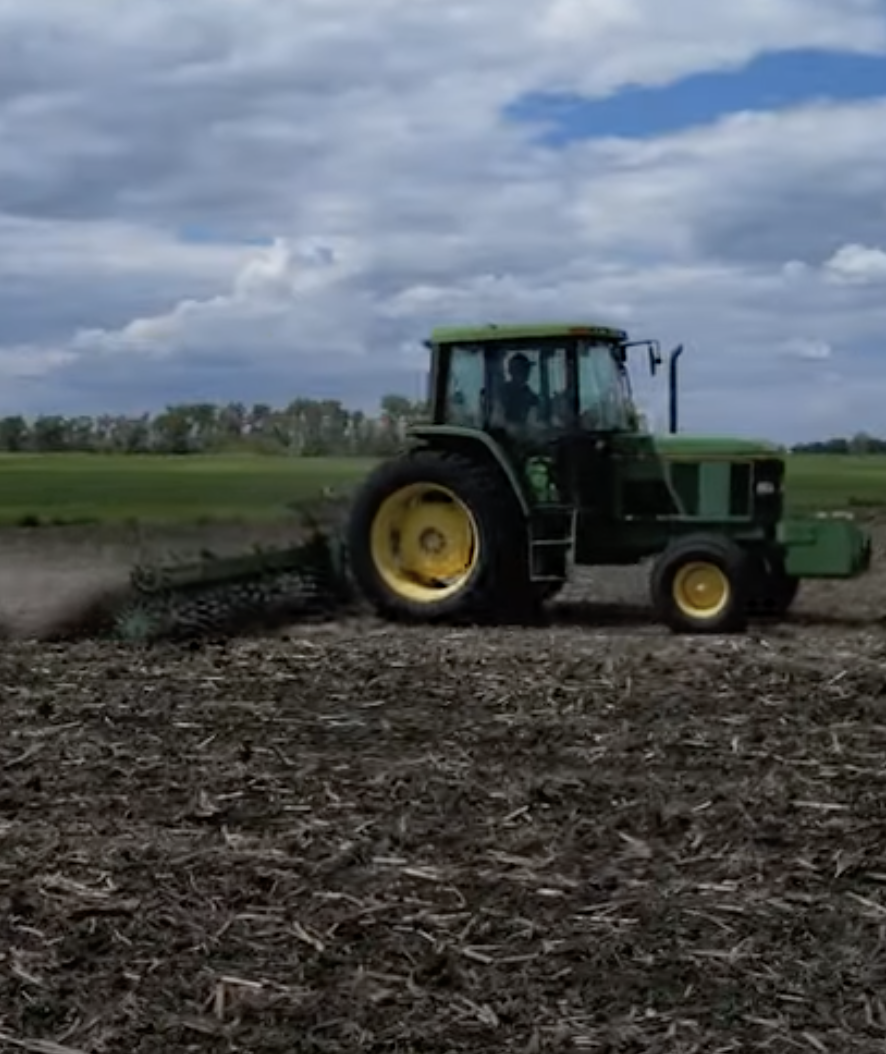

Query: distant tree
[152,407,192,454]
[0,415,28,451]
[32,415,69,452]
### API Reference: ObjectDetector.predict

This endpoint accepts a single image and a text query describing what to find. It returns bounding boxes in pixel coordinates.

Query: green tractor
[345,322,872,633]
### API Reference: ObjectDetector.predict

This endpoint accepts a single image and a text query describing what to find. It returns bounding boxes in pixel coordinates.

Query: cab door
[484,344,572,497]
[568,343,619,523]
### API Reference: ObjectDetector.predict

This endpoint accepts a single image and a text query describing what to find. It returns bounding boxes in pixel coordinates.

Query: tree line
[789,433,886,455]
[0,396,877,455]
[0,395,428,456]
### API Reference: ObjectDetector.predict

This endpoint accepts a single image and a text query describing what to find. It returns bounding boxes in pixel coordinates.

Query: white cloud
[70,237,374,363]
[0,0,885,439]
[0,214,249,282]
[0,345,77,379]
[823,243,886,284]
[780,338,833,361]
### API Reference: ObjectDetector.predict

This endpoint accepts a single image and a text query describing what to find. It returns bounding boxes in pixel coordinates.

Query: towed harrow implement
[109,527,352,642]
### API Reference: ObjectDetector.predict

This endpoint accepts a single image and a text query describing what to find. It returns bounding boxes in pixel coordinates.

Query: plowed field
[2,519,886,1053]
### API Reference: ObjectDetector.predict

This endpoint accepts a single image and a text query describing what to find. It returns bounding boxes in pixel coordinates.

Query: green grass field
[0,451,880,526]
[0,454,376,526]
[784,454,886,511]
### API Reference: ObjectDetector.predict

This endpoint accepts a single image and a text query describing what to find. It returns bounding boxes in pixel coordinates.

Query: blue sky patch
[506,48,886,144]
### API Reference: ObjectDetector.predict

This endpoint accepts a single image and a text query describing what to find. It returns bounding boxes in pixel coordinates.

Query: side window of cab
[489,346,569,432]
[444,345,485,426]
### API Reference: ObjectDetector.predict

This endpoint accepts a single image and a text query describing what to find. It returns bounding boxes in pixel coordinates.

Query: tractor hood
[650,434,785,458]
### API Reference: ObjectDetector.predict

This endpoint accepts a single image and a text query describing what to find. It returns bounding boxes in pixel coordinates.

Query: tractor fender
[405,425,531,516]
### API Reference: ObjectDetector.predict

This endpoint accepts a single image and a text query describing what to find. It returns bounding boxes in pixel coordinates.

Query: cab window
[489,345,569,431]
[444,344,485,426]
[577,343,632,430]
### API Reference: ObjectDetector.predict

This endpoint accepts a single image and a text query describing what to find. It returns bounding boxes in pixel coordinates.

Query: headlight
[755,480,777,496]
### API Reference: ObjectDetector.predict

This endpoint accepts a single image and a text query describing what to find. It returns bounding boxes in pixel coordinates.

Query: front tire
[346,448,528,623]
[651,534,751,634]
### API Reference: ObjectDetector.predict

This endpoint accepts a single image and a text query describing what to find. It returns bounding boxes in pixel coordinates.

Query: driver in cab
[501,352,540,426]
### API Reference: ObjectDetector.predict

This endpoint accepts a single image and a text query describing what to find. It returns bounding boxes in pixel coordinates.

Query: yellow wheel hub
[673,561,730,619]
[370,482,480,603]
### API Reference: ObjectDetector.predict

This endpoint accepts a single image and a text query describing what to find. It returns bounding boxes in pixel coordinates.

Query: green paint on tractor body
[778,515,873,578]
[651,434,784,458]
[429,322,630,345]
[388,321,871,630]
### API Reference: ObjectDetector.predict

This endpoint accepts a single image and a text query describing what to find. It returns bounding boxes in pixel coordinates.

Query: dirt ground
[2,518,886,1052]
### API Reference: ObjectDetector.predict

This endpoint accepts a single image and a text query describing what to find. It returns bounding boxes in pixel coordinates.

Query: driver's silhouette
[501,353,540,425]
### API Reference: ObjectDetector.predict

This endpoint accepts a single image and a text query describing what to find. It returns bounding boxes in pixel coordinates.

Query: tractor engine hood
[650,434,785,459]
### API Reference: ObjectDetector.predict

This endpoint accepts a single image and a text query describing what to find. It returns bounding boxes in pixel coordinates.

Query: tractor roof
[429,322,628,345]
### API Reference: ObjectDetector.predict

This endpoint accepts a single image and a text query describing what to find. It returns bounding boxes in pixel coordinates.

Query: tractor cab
[423,322,688,524]
[427,323,658,439]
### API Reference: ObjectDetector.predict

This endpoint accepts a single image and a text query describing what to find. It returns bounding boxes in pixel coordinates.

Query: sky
[1,1,886,441]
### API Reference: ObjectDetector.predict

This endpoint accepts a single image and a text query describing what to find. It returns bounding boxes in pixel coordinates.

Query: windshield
[577,341,634,430]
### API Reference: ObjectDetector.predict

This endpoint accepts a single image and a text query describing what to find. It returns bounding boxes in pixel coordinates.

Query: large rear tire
[346,448,529,623]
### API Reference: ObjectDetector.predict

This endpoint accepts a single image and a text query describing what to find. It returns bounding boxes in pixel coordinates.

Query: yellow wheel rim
[672,561,730,619]
[369,482,480,603]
